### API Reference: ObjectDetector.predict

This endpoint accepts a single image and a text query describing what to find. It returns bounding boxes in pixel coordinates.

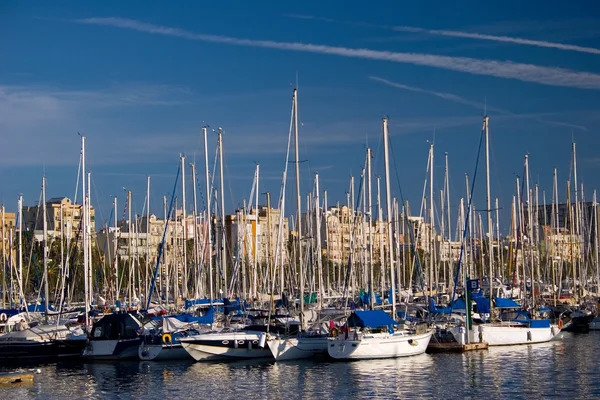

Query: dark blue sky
[1,1,599,235]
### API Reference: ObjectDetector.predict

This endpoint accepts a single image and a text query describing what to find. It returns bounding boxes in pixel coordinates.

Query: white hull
[180,331,272,361]
[268,335,329,361]
[450,323,560,346]
[328,331,432,360]
[138,344,190,361]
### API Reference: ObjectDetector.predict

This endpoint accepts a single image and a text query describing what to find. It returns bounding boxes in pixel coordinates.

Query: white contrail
[73,18,600,90]
[393,26,600,55]
[370,76,588,131]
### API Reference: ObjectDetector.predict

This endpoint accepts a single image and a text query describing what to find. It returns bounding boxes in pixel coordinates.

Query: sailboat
[329,118,433,360]
[327,310,432,360]
[265,88,332,361]
[0,174,87,362]
[449,116,560,346]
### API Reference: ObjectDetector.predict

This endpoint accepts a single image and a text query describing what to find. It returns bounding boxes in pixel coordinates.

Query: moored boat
[327,310,432,360]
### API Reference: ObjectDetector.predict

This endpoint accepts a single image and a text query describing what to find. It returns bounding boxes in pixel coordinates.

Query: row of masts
[0,100,598,318]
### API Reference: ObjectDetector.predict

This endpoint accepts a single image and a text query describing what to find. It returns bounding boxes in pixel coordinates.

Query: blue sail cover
[452,298,467,311]
[152,307,215,324]
[494,297,521,309]
[347,310,396,330]
[472,293,490,315]
[429,298,451,314]
[360,292,383,306]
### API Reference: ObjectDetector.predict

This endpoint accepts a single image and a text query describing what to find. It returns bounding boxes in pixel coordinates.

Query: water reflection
[3,334,600,399]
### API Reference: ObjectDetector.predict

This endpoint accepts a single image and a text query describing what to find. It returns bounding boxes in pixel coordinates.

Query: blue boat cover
[26,304,55,313]
[360,292,383,306]
[452,298,467,311]
[494,297,521,309]
[152,307,215,324]
[347,310,396,329]
[473,295,490,315]
[429,298,451,314]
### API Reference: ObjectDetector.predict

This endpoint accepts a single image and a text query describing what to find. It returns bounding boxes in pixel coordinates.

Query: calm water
[2,331,599,399]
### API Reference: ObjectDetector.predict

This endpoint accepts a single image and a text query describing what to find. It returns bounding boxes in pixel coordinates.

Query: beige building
[22,197,96,243]
[227,206,289,266]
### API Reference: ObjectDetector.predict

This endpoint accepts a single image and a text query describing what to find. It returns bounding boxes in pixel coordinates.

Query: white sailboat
[449,116,560,346]
[179,330,272,361]
[327,310,432,360]
[329,119,433,361]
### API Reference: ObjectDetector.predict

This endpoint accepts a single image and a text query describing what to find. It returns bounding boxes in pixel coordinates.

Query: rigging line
[267,96,294,322]
[449,125,485,313]
[341,165,366,309]
[146,162,181,310]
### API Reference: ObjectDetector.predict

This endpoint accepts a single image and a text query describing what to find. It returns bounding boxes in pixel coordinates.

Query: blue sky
[1,1,599,235]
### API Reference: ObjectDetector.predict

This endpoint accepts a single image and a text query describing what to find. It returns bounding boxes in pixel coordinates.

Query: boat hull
[267,335,329,361]
[327,331,432,360]
[180,332,272,361]
[82,338,142,360]
[0,338,86,361]
[138,343,190,361]
[450,323,560,346]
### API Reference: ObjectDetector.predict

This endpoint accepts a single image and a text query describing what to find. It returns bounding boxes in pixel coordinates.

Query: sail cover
[347,310,396,330]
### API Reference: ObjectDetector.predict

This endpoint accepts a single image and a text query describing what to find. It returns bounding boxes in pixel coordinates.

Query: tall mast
[191,163,199,299]
[552,168,559,307]
[315,173,324,310]
[163,195,169,306]
[293,89,305,329]
[127,190,133,306]
[17,196,23,307]
[367,148,375,309]
[572,142,581,300]
[483,115,494,318]
[218,129,227,297]
[203,127,213,304]
[253,164,259,300]
[324,190,330,293]
[377,176,385,293]
[81,135,89,328]
[113,197,119,302]
[594,190,599,295]
[429,143,434,300]
[180,154,188,299]
[146,175,151,303]
[42,176,49,323]
[383,117,397,319]
[525,154,535,308]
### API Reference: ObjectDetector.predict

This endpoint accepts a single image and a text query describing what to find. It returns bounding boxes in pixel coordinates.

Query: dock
[0,371,35,386]
[427,341,489,353]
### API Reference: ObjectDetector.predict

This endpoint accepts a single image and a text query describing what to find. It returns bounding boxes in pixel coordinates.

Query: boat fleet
[1,88,598,365]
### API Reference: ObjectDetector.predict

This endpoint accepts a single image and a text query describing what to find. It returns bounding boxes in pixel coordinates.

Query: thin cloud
[370,76,588,131]
[392,26,600,55]
[72,17,600,90]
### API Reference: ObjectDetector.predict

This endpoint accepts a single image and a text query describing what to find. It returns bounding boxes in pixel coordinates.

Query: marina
[1,1,600,398]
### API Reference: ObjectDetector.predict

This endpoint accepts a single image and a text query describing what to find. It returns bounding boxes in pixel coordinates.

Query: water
[2,331,599,399]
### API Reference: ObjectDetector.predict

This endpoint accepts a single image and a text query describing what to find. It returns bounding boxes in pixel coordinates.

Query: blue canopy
[347,310,396,330]
[494,297,521,309]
